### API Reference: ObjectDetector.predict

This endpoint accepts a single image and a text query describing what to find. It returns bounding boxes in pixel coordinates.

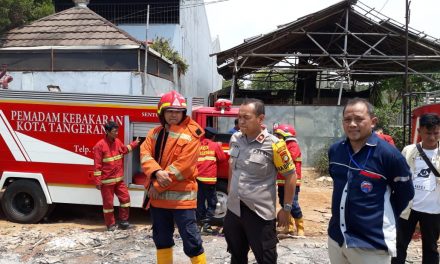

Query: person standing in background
[196,126,227,234]
[375,126,396,146]
[393,113,440,264]
[93,121,140,231]
[228,118,239,134]
[273,123,305,237]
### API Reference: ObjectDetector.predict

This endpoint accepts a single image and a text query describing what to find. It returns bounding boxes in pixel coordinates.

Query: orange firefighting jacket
[93,137,139,186]
[140,116,204,209]
[277,139,302,187]
[196,138,227,184]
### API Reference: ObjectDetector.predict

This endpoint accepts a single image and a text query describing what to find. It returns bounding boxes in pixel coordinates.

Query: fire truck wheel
[1,180,49,224]
[212,180,228,226]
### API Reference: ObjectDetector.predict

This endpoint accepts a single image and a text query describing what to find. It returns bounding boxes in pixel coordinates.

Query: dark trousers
[392,209,440,264]
[196,180,217,223]
[224,202,278,264]
[277,185,302,218]
[150,206,204,257]
[100,181,130,227]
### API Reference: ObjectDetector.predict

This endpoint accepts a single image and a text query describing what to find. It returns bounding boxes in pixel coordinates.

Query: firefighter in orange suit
[196,127,227,233]
[140,90,207,264]
[274,123,305,236]
[93,121,140,231]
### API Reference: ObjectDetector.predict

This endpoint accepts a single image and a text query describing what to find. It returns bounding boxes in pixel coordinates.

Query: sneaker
[107,224,118,231]
[118,221,131,230]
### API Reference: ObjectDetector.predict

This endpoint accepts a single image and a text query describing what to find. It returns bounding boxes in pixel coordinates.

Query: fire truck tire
[212,180,228,225]
[1,180,49,224]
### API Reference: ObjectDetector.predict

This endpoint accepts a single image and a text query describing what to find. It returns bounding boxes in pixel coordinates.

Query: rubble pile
[0,225,423,264]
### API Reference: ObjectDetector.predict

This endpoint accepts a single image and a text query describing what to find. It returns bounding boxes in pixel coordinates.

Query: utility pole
[403,0,411,144]
[143,5,150,95]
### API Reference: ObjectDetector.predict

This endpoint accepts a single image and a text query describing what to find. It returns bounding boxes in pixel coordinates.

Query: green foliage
[222,79,244,90]
[150,37,189,75]
[374,103,405,149]
[372,74,440,150]
[0,0,54,34]
[313,143,331,176]
[372,75,440,108]
[248,69,296,90]
[388,126,404,151]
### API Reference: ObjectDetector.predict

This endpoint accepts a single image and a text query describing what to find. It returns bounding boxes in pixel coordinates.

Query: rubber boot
[190,252,207,264]
[157,248,173,264]
[287,215,295,235]
[295,217,305,236]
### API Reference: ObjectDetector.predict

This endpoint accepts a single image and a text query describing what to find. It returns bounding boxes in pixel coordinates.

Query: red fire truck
[404,91,440,144]
[0,90,237,223]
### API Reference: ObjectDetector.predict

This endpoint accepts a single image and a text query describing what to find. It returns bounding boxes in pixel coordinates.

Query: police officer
[224,98,296,264]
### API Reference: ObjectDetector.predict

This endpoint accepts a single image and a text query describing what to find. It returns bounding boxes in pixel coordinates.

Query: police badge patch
[272,140,295,175]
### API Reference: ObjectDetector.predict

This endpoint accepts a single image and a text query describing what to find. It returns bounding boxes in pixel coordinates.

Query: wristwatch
[283,203,293,212]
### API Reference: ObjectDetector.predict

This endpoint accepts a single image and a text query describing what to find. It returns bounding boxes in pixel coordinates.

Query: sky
[205,0,440,51]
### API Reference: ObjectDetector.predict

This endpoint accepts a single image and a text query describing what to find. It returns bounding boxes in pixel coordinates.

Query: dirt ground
[0,169,424,263]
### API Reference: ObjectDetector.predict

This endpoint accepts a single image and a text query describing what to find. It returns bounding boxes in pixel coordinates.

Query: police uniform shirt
[228,129,295,220]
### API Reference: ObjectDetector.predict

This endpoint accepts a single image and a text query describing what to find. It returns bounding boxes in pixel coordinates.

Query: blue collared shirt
[228,127,239,134]
[328,132,414,256]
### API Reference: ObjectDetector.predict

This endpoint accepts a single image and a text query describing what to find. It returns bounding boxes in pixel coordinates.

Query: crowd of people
[92,90,438,264]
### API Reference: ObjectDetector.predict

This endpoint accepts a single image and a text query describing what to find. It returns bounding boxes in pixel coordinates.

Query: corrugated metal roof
[214,0,440,81]
[0,6,141,48]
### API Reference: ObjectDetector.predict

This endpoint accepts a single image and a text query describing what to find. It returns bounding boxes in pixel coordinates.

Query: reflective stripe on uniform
[127,145,132,152]
[120,202,130,208]
[277,179,301,184]
[394,176,411,182]
[101,176,123,184]
[196,177,217,183]
[150,132,159,140]
[157,190,197,201]
[103,154,123,162]
[169,131,192,142]
[295,157,302,162]
[103,208,114,213]
[169,164,184,181]
[197,156,217,162]
[94,171,102,176]
[158,102,171,114]
[141,155,154,163]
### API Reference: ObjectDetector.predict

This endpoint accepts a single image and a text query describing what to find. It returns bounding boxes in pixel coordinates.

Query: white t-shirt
[412,148,440,214]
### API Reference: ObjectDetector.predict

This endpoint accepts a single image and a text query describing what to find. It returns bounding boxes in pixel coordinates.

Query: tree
[222,79,244,90]
[149,37,189,75]
[371,74,440,107]
[372,74,440,150]
[0,0,54,34]
[248,69,296,90]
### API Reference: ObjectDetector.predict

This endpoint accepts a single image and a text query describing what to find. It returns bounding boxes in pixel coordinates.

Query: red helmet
[273,123,296,138]
[157,90,187,115]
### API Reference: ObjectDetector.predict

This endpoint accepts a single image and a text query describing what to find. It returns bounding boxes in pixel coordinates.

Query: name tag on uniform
[230,145,240,157]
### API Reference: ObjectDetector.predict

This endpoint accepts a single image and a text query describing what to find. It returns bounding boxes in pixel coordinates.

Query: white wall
[118,24,182,51]
[118,0,223,101]
[8,71,173,96]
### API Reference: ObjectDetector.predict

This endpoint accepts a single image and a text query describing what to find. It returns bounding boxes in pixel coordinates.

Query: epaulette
[269,134,280,143]
[187,120,204,139]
